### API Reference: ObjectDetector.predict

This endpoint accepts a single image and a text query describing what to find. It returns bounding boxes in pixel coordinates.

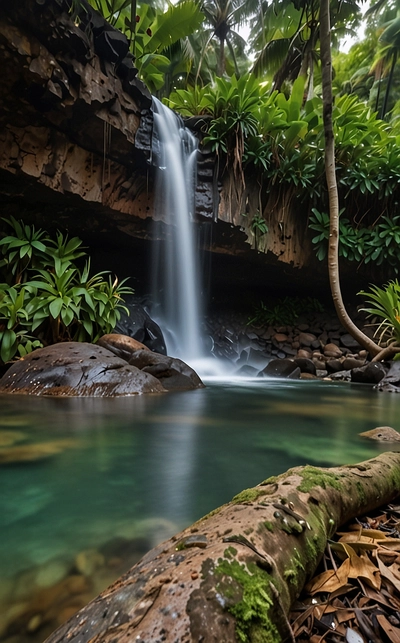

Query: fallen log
[45,453,400,643]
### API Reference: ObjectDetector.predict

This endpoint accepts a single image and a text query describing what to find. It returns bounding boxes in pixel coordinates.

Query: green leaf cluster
[168,73,400,269]
[0,218,134,364]
[310,209,400,270]
[359,280,400,346]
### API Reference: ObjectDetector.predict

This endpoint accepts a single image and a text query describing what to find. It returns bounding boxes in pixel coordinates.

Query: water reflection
[0,381,400,643]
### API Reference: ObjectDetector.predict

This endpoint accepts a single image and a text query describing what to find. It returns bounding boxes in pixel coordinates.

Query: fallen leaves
[289,504,400,643]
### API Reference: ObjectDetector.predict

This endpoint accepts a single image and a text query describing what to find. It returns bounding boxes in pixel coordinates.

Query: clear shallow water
[1,380,399,586]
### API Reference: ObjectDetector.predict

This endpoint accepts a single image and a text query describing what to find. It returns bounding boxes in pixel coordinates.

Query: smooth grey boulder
[260,358,301,379]
[0,343,165,396]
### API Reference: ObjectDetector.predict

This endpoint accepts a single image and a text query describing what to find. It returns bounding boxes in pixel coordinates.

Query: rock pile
[207,311,389,385]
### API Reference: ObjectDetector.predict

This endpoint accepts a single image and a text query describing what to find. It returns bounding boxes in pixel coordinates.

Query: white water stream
[151,98,203,362]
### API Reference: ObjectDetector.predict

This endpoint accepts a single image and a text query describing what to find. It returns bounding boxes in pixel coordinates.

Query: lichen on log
[44,453,400,643]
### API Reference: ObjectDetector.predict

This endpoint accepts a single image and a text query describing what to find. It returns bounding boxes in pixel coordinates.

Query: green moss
[232,488,266,504]
[297,466,343,493]
[215,558,281,643]
[283,547,306,585]
[224,546,238,559]
[356,481,367,504]
[262,521,274,533]
[280,520,303,535]
[260,475,279,485]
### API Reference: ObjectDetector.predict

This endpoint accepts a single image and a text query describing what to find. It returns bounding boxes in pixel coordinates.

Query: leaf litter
[289,503,400,643]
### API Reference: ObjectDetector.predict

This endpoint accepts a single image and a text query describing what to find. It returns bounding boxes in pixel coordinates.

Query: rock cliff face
[0,0,156,230]
[0,0,360,297]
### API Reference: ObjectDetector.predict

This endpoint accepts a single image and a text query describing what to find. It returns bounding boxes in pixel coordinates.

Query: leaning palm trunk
[45,453,400,643]
[320,0,381,358]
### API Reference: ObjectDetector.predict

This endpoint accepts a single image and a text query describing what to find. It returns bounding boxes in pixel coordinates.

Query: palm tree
[319,0,381,358]
[251,0,363,94]
[197,0,258,78]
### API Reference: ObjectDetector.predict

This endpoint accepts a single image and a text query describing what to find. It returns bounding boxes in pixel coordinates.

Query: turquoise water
[1,379,398,585]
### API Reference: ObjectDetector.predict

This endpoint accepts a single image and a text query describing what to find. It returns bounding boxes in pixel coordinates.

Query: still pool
[0,379,399,640]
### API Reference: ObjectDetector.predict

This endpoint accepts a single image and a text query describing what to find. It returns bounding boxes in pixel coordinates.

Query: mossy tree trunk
[320,0,381,358]
[45,453,400,643]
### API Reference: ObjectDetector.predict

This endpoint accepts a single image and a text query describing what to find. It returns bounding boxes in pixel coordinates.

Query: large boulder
[98,334,204,391]
[127,349,204,391]
[0,343,165,396]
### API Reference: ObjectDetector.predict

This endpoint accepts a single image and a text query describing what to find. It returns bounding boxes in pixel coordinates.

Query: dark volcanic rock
[375,362,400,393]
[261,358,301,379]
[294,357,316,375]
[0,343,165,396]
[114,302,167,355]
[351,362,388,385]
[127,350,204,391]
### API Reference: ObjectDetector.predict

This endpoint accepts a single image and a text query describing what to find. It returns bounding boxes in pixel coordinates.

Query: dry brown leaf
[336,609,356,624]
[361,529,389,540]
[306,558,351,594]
[378,556,400,593]
[376,614,400,643]
[362,584,397,609]
[342,544,381,590]
[377,539,400,552]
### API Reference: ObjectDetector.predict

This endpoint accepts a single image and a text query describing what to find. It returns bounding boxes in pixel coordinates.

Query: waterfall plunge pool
[1,380,399,641]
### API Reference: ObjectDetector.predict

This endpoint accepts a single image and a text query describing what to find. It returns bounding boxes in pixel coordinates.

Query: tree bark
[319,0,381,358]
[45,452,400,643]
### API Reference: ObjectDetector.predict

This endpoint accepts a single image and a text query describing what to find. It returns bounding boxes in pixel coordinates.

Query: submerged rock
[0,343,165,397]
[0,439,77,464]
[359,426,400,442]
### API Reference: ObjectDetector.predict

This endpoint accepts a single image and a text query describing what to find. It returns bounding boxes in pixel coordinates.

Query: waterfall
[151,98,203,362]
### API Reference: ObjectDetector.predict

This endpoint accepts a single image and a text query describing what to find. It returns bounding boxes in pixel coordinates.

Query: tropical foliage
[0,218,133,364]
[359,280,400,346]
[70,0,400,281]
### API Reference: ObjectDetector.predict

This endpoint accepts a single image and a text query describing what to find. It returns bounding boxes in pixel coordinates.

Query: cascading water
[151,98,204,363]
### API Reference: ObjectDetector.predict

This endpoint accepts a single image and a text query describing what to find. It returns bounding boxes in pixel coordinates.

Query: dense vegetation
[0,218,133,364]
[73,0,400,273]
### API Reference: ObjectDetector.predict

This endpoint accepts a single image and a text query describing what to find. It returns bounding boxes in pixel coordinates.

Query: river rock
[298,332,316,347]
[34,559,70,589]
[326,359,343,373]
[0,439,77,464]
[261,358,301,379]
[127,350,204,390]
[340,333,362,351]
[324,343,342,358]
[0,343,165,396]
[293,358,316,375]
[351,361,388,385]
[75,550,105,577]
[342,356,365,370]
[97,334,150,360]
